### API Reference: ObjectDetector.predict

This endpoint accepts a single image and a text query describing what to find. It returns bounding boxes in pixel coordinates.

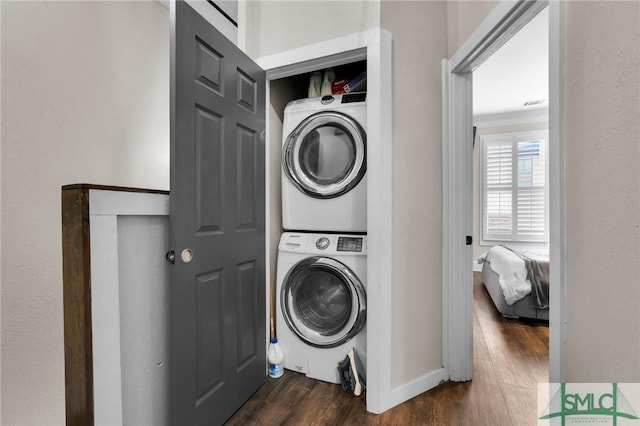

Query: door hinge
[465,236,472,245]
[166,250,175,264]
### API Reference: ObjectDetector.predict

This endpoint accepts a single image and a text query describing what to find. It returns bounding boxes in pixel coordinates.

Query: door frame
[255,28,393,414]
[442,0,565,382]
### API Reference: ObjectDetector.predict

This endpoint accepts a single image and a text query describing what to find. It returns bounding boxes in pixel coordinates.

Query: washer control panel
[337,237,363,252]
[280,233,367,255]
[315,237,330,250]
[321,95,335,105]
[341,92,366,104]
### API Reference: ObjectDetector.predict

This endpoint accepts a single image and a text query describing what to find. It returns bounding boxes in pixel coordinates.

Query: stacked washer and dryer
[276,92,368,384]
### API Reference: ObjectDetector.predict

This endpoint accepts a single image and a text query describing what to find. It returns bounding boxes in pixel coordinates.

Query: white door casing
[442,0,565,383]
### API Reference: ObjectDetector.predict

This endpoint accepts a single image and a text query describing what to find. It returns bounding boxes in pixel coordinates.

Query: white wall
[472,118,549,261]
[241,1,380,58]
[564,1,640,382]
[1,1,169,424]
[380,0,448,389]
[118,216,170,426]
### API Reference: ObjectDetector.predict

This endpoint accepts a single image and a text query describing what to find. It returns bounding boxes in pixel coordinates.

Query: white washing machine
[276,232,367,384]
[281,93,367,232]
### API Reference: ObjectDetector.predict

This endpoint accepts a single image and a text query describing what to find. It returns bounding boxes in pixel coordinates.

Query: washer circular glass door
[283,111,366,199]
[281,256,366,348]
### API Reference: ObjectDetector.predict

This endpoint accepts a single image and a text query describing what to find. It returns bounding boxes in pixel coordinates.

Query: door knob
[181,248,194,264]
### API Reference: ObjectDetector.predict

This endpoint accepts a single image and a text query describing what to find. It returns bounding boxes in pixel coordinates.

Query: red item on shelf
[332,78,348,94]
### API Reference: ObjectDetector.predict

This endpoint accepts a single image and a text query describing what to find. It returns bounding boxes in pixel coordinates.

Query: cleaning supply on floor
[337,347,366,396]
[320,68,335,96]
[267,337,284,378]
[308,71,322,98]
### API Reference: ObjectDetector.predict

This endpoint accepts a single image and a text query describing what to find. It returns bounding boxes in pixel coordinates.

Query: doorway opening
[472,6,550,409]
[443,0,564,385]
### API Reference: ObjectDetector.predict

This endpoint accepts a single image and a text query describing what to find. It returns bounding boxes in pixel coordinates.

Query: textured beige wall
[447,0,499,56]
[381,0,448,388]
[1,2,169,423]
[564,1,640,382]
[242,1,379,58]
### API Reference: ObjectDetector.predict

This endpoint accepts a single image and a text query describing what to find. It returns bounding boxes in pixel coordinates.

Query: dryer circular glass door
[283,111,366,199]
[281,256,366,348]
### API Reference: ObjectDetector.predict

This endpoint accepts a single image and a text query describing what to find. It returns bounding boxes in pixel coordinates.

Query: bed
[479,245,549,320]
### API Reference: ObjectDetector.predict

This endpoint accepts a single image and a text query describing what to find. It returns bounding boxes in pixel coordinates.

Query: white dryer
[281,93,367,232]
[276,232,367,384]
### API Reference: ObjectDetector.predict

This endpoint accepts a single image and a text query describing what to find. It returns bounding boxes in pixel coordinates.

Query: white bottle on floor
[267,337,284,378]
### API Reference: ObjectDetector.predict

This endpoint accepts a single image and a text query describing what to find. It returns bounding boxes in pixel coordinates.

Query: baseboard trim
[390,367,448,408]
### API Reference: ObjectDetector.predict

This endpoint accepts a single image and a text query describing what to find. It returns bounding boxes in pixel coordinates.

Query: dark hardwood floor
[227,272,549,425]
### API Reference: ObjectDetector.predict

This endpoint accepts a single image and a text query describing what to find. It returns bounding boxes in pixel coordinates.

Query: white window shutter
[484,137,513,238]
[516,139,546,238]
[481,131,548,243]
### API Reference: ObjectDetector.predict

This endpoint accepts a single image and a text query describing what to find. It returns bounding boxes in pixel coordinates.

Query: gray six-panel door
[170,1,266,424]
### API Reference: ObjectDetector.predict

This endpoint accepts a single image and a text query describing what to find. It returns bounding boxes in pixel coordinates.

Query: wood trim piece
[62,183,169,195]
[62,187,94,426]
[62,184,170,425]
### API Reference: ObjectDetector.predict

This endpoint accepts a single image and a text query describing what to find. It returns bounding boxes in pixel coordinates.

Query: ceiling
[473,7,549,117]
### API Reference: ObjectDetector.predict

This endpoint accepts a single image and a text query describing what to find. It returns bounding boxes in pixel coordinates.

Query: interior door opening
[443,0,563,388]
[470,7,550,397]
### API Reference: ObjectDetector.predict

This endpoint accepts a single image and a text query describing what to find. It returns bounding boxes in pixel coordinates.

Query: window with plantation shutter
[481,131,549,243]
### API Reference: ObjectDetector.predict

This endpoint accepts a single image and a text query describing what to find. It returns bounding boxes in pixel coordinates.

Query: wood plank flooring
[226,272,549,425]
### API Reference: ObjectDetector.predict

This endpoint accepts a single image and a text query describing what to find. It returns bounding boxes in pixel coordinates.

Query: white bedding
[478,246,534,305]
